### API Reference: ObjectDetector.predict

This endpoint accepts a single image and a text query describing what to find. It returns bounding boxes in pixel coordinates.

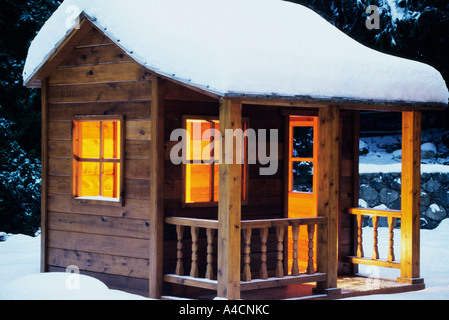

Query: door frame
[285,115,319,272]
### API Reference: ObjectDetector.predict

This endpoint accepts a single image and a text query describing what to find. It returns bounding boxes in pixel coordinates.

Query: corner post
[315,105,341,295]
[149,74,165,298]
[399,111,423,284]
[217,99,242,300]
[41,78,49,273]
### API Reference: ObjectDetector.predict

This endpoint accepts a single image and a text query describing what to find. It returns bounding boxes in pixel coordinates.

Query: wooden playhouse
[23,1,448,299]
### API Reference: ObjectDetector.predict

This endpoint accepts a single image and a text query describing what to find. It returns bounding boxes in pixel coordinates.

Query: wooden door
[287,116,318,272]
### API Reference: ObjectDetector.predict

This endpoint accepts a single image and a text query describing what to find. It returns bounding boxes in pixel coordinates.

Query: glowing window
[289,117,318,194]
[73,116,123,203]
[184,117,248,205]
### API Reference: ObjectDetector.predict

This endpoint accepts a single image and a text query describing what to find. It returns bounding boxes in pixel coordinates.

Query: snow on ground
[348,219,449,300]
[1,220,448,300]
[0,235,148,300]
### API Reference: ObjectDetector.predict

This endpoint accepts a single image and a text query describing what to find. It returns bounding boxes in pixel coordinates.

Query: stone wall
[359,172,449,229]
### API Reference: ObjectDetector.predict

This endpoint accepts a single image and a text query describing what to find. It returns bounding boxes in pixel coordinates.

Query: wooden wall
[44,25,152,296]
[338,110,359,274]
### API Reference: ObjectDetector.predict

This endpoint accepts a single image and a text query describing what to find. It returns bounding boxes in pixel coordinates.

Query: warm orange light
[184,118,246,204]
[287,116,318,273]
[78,121,100,159]
[73,119,121,200]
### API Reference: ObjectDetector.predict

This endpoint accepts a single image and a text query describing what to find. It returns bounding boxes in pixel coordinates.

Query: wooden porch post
[315,105,341,295]
[149,75,165,298]
[217,99,242,300]
[399,111,423,284]
[41,78,49,273]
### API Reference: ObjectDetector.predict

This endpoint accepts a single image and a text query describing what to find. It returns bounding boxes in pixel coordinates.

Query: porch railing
[347,208,401,269]
[164,216,327,292]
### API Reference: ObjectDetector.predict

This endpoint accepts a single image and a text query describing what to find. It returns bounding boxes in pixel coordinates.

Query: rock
[423,178,441,193]
[421,142,437,159]
[420,190,431,207]
[439,189,449,207]
[390,198,401,210]
[379,188,399,205]
[359,184,378,202]
[370,176,383,191]
[425,203,447,222]
[390,177,401,191]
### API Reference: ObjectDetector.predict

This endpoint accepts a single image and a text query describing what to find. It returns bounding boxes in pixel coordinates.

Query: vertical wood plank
[149,74,165,298]
[217,99,242,300]
[41,78,49,273]
[315,105,341,294]
[399,111,422,284]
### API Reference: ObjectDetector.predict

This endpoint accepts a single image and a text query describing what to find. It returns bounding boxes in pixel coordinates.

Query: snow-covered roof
[23,0,449,106]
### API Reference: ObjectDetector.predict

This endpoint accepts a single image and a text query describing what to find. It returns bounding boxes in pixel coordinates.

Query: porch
[152,99,424,300]
[162,211,425,300]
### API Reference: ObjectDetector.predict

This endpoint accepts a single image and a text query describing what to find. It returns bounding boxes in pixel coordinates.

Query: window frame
[288,116,318,194]
[71,115,125,206]
[182,115,249,208]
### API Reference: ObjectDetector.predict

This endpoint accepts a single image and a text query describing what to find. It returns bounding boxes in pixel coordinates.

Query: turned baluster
[190,226,199,278]
[175,225,185,276]
[206,228,215,280]
[372,216,379,260]
[291,224,300,276]
[387,217,396,262]
[242,229,252,282]
[356,214,364,258]
[307,224,315,274]
[260,227,269,280]
[276,226,285,278]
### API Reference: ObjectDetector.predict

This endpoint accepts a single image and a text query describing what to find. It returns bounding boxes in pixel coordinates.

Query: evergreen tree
[0,0,60,235]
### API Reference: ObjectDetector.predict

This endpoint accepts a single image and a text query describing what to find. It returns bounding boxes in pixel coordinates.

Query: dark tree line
[0,0,60,235]
[0,0,447,235]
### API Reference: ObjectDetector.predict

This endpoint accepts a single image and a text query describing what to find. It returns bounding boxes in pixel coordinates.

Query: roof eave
[225,92,448,111]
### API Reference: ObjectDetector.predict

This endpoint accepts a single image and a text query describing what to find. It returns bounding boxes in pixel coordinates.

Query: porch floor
[166,275,425,300]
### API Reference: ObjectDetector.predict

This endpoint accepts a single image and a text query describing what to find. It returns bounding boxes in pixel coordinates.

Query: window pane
[186,120,213,161]
[186,163,211,203]
[292,127,314,158]
[103,121,121,159]
[102,163,120,199]
[78,162,100,197]
[292,161,313,193]
[214,163,219,202]
[78,122,100,159]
